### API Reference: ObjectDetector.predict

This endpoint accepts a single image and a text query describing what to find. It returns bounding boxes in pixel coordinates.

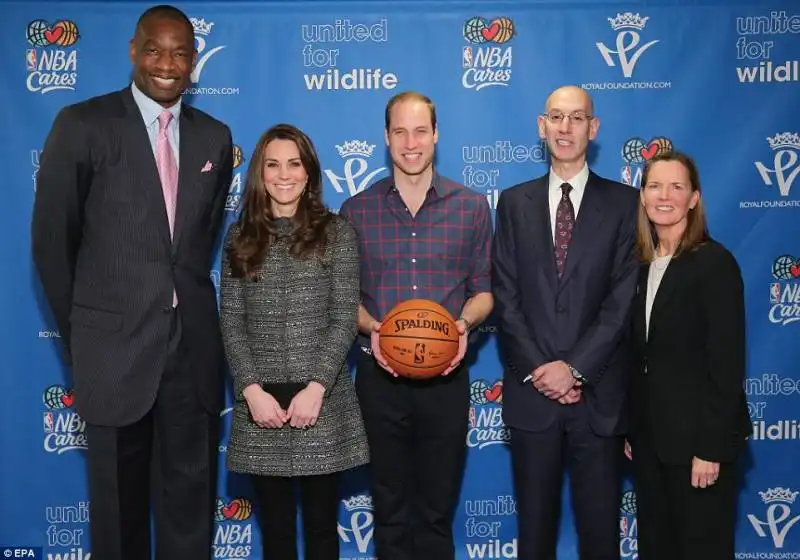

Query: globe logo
[469,379,503,405]
[463,17,515,45]
[26,20,80,47]
[772,255,800,280]
[43,384,73,409]
[470,379,490,405]
[620,490,637,515]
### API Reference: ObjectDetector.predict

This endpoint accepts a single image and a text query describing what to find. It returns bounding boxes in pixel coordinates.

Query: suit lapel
[560,173,606,286]
[120,89,172,247]
[172,107,203,255]
[633,263,649,348]
[648,252,686,330]
[523,177,558,294]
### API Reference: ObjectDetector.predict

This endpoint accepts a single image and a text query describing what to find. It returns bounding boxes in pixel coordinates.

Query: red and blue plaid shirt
[339,173,492,338]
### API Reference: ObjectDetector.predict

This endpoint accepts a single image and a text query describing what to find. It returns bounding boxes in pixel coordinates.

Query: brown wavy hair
[635,151,709,262]
[228,124,332,279]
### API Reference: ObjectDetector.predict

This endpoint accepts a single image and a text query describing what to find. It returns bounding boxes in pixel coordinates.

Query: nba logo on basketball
[414,343,426,364]
[770,283,781,303]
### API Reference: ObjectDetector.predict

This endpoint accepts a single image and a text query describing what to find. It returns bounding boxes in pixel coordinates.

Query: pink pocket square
[201,160,214,173]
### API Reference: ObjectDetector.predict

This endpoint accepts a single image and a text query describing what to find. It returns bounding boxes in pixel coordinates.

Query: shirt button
[412,285,418,291]
[411,232,416,237]
[411,258,416,263]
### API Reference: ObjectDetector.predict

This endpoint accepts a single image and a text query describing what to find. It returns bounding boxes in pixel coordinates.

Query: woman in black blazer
[627,151,751,560]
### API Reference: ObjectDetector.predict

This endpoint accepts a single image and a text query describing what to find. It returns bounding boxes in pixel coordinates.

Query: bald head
[537,85,599,171]
[545,86,594,115]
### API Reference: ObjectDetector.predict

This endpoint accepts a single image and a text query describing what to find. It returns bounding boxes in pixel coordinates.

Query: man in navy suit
[492,85,638,560]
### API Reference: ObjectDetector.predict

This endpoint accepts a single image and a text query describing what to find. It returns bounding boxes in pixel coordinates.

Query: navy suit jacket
[492,171,638,437]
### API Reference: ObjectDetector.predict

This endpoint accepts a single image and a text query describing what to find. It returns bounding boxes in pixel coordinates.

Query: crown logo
[342,494,373,511]
[190,17,215,36]
[335,140,376,158]
[759,487,799,505]
[608,12,649,31]
[767,132,800,151]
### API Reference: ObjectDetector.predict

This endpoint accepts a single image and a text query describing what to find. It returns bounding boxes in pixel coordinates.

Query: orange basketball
[379,299,460,379]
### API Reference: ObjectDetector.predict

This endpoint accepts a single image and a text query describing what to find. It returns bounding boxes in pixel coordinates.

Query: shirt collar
[548,162,589,196]
[130,81,181,128]
[384,170,453,199]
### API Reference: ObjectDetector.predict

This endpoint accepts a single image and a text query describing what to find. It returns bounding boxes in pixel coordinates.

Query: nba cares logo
[324,140,386,197]
[462,16,515,91]
[26,19,80,94]
[596,12,659,78]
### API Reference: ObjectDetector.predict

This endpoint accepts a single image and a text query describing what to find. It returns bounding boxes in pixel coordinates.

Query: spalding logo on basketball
[379,299,460,379]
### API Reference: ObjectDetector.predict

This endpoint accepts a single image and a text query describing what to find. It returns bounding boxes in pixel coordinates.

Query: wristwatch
[568,364,588,384]
[458,316,473,333]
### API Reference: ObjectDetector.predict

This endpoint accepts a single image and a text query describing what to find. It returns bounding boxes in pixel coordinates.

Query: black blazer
[31,87,234,427]
[630,240,752,464]
[492,172,639,437]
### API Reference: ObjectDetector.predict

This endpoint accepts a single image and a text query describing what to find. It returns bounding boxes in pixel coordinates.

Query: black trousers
[633,437,739,560]
[84,308,219,560]
[510,403,623,560]
[250,473,341,560]
[355,352,469,560]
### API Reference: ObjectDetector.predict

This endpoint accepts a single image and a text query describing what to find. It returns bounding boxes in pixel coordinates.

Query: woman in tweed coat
[220,123,369,560]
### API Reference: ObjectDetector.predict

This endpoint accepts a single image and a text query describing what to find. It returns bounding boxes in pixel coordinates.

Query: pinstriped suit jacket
[32,87,234,427]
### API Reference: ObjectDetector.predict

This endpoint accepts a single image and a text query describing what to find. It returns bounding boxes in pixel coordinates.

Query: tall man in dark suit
[492,85,638,560]
[31,5,233,559]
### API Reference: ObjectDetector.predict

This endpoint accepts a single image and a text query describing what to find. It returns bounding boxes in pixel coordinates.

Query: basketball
[379,299,460,379]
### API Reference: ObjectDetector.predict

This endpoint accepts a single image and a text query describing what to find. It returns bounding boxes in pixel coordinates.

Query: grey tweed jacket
[220,215,369,476]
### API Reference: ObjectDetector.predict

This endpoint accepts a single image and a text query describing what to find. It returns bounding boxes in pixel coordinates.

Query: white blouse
[646,255,672,339]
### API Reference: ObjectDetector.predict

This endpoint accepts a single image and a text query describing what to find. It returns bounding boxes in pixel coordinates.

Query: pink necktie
[155,111,179,307]
[156,111,178,236]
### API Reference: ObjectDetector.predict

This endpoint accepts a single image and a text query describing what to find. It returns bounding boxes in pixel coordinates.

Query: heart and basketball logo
[470,379,504,406]
[215,497,253,522]
[26,20,80,47]
[621,136,674,166]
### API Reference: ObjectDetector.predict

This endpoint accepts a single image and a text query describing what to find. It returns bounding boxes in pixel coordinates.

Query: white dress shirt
[548,163,589,241]
[130,81,181,166]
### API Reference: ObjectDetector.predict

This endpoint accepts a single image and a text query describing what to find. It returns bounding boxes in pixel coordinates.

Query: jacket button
[557,306,566,313]
[161,306,171,314]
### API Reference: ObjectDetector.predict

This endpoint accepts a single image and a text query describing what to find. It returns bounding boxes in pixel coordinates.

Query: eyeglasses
[542,111,594,125]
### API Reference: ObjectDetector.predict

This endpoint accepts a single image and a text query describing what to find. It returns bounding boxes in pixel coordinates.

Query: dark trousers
[84,308,219,560]
[633,437,739,560]
[250,473,341,560]
[510,403,623,560]
[355,352,469,560]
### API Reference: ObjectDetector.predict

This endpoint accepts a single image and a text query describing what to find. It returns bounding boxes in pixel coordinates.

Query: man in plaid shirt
[339,91,493,560]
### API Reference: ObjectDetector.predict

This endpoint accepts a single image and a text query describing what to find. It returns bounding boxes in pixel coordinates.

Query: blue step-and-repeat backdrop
[1,0,799,558]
